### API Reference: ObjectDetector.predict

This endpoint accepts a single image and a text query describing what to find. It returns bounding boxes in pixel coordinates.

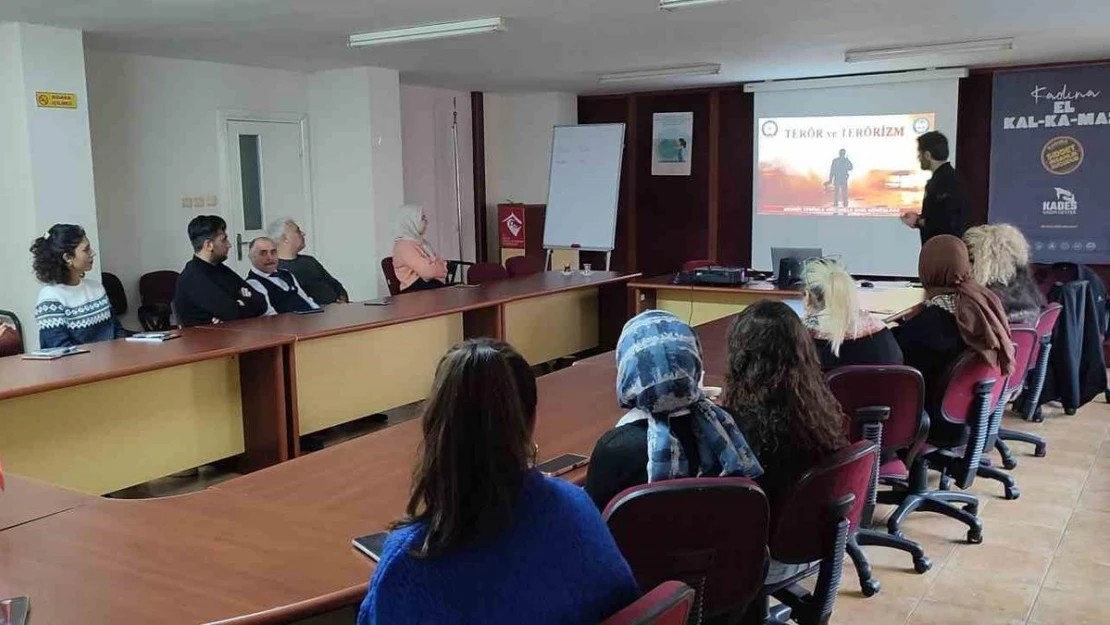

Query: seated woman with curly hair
[962,223,1045,327]
[30,224,124,348]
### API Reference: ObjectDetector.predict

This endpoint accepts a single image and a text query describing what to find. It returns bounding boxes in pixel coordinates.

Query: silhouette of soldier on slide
[827,149,853,208]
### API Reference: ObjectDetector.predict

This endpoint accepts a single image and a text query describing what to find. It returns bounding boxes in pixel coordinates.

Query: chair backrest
[601,581,695,625]
[603,477,768,621]
[768,441,876,565]
[139,270,179,306]
[467,262,510,285]
[381,257,401,296]
[505,255,546,278]
[825,366,927,460]
[933,351,1005,488]
[101,271,128,317]
[0,309,24,357]
[1008,326,1039,388]
[682,259,715,272]
[1036,303,1063,343]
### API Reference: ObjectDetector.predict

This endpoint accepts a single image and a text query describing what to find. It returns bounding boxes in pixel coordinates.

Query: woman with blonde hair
[801,257,902,369]
[962,224,1044,326]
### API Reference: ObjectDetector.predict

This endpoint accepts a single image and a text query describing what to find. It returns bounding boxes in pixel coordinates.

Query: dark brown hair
[397,338,538,558]
[721,300,846,459]
[30,224,86,284]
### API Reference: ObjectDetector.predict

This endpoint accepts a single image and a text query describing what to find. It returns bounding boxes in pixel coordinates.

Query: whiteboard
[543,124,626,252]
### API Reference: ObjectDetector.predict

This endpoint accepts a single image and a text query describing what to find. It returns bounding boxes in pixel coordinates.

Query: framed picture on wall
[651,112,694,176]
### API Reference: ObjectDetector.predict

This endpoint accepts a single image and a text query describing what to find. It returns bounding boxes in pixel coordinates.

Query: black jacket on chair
[1038,280,1108,412]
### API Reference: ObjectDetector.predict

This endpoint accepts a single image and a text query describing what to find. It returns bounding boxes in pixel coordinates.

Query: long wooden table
[0,329,292,494]
[630,274,924,326]
[0,316,732,624]
[0,475,93,531]
[207,271,636,443]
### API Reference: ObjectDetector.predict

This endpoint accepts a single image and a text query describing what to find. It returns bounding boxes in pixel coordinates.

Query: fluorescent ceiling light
[599,63,721,83]
[845,37,1013,63]
[660,0,734,10]
[349,17,505,47]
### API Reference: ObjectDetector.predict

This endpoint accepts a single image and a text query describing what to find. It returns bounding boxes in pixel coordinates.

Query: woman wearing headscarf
[584,310,763,511]
[391,205,449,293]
[894,235,1015,401]
[963,224,1045,327]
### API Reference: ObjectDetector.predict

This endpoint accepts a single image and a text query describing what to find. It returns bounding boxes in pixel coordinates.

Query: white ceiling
[6,0,1110,93]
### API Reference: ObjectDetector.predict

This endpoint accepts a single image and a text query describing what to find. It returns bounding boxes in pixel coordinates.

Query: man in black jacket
[901,131,969,244]
[173,215,269,327]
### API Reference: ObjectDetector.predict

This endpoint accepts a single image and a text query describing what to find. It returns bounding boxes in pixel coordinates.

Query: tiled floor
[834,397,1110,625]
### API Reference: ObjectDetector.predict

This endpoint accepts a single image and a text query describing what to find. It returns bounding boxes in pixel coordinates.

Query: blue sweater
[358,470,639,625]
[35,280,124,348]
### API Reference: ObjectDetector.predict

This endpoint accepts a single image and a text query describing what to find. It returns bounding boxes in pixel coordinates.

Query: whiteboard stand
[545,247,612,272]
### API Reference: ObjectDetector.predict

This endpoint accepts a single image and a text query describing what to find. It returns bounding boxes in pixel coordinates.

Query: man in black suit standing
[901,131,969,244]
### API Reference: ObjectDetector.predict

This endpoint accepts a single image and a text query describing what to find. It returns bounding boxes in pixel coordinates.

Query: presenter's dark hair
[30,224,86,284]
[187,215,227,252]
[398,338,538,558]
[917,131,949,161]
[722,300,846,460]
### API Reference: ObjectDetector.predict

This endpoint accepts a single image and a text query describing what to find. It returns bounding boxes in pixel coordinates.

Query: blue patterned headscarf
[616,310,763,483]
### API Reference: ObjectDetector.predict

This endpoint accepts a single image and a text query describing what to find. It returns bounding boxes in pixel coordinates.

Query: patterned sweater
[35,280,124,348]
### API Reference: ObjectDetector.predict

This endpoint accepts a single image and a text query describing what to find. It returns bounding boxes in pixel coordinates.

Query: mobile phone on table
[352,531,390,562]
[535,453,589,477]
[0,596,29,625]
[294,308,324,315]
[364,297,392,306]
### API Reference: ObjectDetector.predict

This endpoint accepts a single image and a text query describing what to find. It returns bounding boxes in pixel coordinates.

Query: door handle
[236,232,250,261]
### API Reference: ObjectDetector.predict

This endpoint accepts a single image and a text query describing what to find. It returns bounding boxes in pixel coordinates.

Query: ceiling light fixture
[659,0,734,10]
[599,63,721,83]
[845,37,1014,63]
[348,17,506,48]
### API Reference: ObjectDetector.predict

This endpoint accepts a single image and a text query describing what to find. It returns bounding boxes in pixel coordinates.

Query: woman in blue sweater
[357,339,639,625]
[31,224,124,349]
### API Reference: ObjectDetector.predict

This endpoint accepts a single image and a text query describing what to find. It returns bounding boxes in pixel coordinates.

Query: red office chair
[682,259,715,271]
[826,366,933,596]
[381,257,401,296]
[601,581,695,625]
[883,352,1005,544]
[138,270,179,331]
[977,326,1039,499]
[748,441,878,625]
[466,262,509,286]
[0,309,24,357]
[505,255,546,278]
[1016,303,1064,424]
[604,478,769,625]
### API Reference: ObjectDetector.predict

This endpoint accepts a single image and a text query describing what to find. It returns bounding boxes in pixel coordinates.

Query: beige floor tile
[978,519,1064,556]
[842,541,944,599]
[830,593,919,625]
[1025,449,1096,470]
[979,496,1074,530]
[1055,534,1110,567]
[906,600,1027,625]
[923,576,1039,619]
[1063,508,1110,535]
[1077,486,1110,513]
[1045,433,1104,454]
[1042,554,1110,594]
[1030,586,1110,625]
[940,543,1052,587]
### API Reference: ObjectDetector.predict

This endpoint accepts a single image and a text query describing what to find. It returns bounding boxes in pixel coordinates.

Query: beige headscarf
[395,204,434,256]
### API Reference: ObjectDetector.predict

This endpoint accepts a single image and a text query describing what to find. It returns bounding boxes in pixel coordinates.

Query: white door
[225,119,313,274]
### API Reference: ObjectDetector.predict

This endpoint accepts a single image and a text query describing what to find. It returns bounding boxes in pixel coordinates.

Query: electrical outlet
[182,197,192,209]
[205,195,218,207]
[192,196,206,208]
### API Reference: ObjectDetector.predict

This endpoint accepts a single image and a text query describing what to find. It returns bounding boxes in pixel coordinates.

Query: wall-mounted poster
[652,112,693,176]
[990,65,1110,264]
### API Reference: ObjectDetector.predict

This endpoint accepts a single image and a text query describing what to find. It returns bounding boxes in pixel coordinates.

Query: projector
[674,267,750,286]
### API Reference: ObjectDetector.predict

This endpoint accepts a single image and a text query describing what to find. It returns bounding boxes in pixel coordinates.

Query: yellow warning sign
[35,92,77,109]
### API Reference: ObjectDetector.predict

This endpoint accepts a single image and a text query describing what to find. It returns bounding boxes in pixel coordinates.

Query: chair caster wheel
[1034,446,1047,458]
[913,557,933,574]
[1002,457,1018,470]
[1065,408,1077,416]
[1005,486,1021,501]
[939,476,952,491]
[861,578,881,597]
[967,529,984,544]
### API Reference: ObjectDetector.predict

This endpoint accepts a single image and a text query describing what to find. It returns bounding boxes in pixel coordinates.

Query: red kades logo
[498,205,526,249]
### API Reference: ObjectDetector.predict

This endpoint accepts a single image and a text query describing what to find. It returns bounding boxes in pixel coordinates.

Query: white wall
[367,68,405,294]
[0,24,99,350]
[86,51,404,314]
[483,92,577,259]
[401,85,476,263]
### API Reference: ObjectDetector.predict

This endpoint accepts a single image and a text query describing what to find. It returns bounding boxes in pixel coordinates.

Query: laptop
[770,247,823,276]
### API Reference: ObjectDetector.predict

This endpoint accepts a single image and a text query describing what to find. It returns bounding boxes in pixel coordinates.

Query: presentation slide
[749,74,962,276]
[757,113,935,218]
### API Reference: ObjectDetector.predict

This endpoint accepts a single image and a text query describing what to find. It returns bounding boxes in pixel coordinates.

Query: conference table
[0,316,733,625]
[0,329,292,494]
[203,271,636,444]
[630,274,925,326]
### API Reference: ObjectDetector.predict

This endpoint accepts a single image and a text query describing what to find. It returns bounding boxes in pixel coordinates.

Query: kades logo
[502,212,524,237]
[1043,187,1078,216]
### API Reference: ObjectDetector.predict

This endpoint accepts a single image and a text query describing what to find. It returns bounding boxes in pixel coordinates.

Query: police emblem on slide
[912,117,931,134]
[761,120,779,138]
